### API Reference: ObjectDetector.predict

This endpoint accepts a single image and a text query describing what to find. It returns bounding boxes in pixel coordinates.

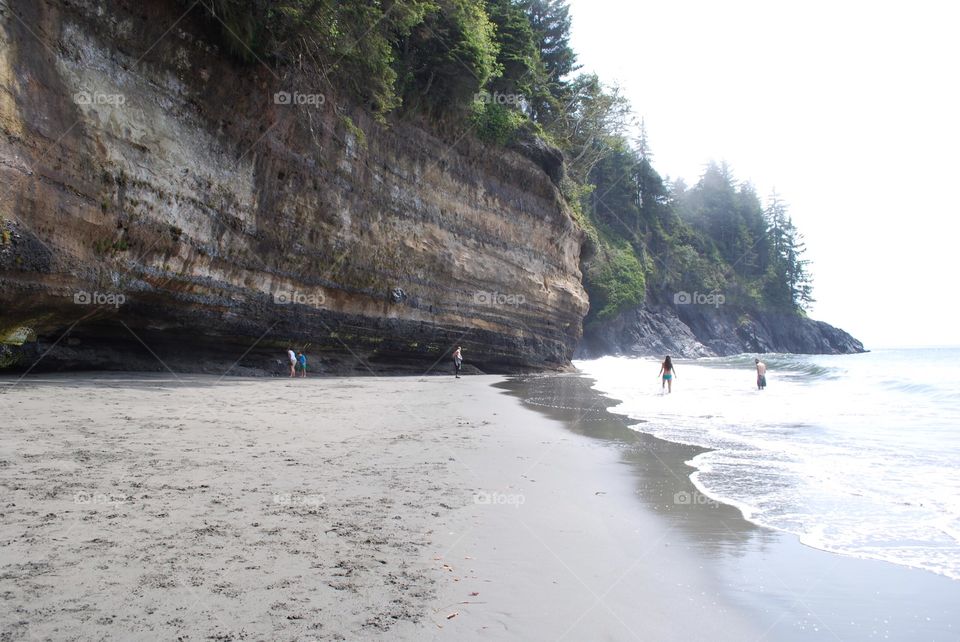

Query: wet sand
[495,374,960,641]
[1,372,958,640]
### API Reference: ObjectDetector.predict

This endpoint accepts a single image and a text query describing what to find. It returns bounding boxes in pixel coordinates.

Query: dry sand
[0,373,761,640]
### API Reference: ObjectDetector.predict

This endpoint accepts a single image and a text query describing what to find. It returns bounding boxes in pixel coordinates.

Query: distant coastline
[580,302,864,360]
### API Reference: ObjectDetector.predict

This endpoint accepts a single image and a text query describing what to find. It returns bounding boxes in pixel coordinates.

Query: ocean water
[576,348,960,581]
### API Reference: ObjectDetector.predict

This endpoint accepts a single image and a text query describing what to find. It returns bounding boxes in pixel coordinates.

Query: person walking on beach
[287,348,297,378]
[755,358,767,390]
[658,355,676,393]
[453,346,463,378]
[297,352,307,378]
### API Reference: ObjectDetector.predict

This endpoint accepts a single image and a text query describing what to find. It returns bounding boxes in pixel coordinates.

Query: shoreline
[498,373,960,639]
[2,372,958,639]
[684,448,960,584]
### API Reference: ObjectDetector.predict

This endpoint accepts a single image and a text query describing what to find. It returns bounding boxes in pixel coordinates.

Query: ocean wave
[697,353,839,378]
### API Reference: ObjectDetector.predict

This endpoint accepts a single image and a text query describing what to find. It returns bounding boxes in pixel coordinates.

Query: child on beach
[297,352,307,378]
[658,355,676,393]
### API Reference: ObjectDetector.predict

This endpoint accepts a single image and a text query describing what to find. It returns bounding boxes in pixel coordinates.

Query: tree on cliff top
[485,0,541,99]
[398,0,502,116]
[524,0,579,123]
[764,193,814,310]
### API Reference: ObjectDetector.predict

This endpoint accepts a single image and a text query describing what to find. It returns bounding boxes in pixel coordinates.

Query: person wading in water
[755,358,767,390]
[658,355,677,393]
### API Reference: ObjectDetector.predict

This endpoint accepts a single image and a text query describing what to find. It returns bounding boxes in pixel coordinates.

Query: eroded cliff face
[0,0,588,374]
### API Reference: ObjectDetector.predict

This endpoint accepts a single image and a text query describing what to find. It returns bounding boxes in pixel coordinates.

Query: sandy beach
[2,372,959,640]
[4,372,749,640]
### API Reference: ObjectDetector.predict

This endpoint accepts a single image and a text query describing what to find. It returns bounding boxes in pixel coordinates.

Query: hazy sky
[568,0,959,348]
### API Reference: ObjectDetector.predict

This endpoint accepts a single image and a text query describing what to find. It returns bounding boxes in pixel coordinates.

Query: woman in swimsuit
[658,355,677,393]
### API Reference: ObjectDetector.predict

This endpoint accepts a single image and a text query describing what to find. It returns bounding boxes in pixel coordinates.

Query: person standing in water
[453,346,463,378]
[755,358,767,390]
[658,355,676,393]
[287,348,297,378]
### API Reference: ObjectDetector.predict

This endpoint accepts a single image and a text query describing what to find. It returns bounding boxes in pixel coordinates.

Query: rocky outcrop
[578,303,865,359]
[0,0,588,374]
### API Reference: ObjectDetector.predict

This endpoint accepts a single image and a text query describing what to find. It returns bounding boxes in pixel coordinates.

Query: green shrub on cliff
[398,0,502,115]
[193,0,502,118]
[470,100,525,144]
[583,238,646,322]
[193,0,433,115]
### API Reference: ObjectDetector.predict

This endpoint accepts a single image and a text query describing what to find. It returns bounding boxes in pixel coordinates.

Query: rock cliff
[578,302,865,359]
[0,0,588,374]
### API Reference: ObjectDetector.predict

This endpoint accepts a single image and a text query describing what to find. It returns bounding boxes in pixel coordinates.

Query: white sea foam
[576,349,960,580]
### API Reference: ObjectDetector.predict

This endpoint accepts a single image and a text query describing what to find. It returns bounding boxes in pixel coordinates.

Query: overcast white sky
[568,0,959,348]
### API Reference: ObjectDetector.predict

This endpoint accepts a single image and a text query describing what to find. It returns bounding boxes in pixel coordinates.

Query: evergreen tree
[525,0,577,82]
[588,144,641,241]
[784,218,815,309]
[485,0,539,100]
[732,182,767,278]
[679,161,739,262]
[765,191,788,259]
[762,192,813,309]
[635,118,652,161]
[523,0,579,123]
